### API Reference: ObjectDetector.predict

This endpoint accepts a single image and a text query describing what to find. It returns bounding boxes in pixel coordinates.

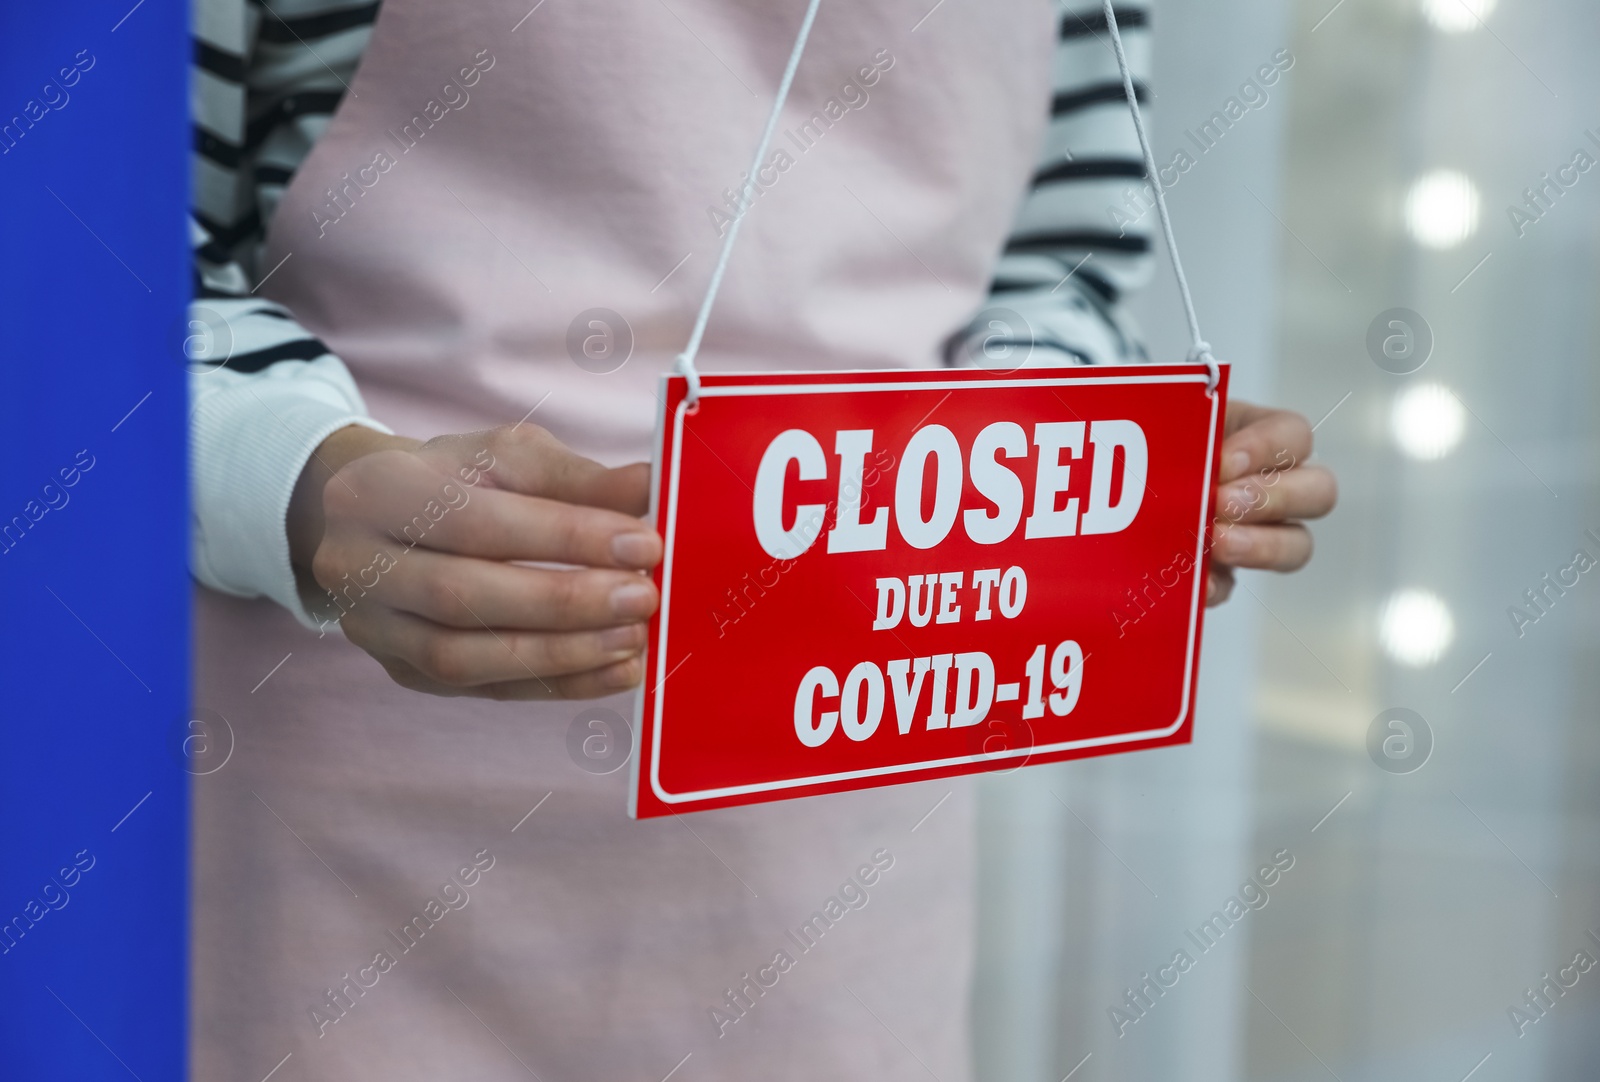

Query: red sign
[629,363,1230,818]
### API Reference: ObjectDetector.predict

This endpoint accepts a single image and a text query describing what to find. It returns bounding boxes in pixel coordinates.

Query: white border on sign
[647,373,1220,805]
[626,377,673,820]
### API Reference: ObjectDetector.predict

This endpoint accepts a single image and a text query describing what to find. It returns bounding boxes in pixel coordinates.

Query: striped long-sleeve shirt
[189,0,1156,621]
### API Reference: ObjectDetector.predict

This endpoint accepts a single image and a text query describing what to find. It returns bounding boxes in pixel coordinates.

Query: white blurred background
[972,0,1600,1078]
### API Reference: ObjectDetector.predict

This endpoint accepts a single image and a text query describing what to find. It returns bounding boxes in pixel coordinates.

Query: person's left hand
[1207,400,1338,606]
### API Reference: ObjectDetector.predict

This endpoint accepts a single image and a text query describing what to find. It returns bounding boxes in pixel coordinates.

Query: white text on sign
[793,639,1084,748]
[871,566,1028,630]
[752,421,1149,559]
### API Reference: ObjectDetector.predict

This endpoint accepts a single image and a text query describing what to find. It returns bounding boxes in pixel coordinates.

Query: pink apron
[194,0,1052,1077]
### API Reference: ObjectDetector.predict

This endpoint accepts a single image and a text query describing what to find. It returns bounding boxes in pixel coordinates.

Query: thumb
[591,461,653,517]
[423,426,652,515]
[547,459,652,517]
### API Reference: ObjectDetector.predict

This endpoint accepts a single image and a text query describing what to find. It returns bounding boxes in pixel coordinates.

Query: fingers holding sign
[296,423,662,701]
[1207,400,1337,604]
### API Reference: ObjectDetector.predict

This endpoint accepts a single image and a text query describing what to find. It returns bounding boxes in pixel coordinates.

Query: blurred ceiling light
[1380,589,1455,667]
[1422,0,1496,33]
[1391,382,1466,460]
[1404,170,1481,248]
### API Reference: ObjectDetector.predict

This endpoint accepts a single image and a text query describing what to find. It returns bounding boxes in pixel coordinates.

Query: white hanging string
[1101,0,1220,395]
[673,0,1218,402]
[674,0,825,406]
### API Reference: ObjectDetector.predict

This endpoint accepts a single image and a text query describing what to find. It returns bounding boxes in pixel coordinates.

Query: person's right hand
[287,423,662,700]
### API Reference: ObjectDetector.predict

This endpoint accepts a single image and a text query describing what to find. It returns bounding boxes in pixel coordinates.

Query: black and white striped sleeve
[954,3,1154,369]
[188,0,388,625]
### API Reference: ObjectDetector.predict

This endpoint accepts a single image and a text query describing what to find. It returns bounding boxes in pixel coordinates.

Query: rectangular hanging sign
[629,363,1230,818]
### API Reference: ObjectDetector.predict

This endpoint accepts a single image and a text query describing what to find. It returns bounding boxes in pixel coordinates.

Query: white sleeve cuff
[189,354,392,629]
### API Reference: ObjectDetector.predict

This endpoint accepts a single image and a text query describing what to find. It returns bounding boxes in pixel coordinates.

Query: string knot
[1186,341,1220,397]
[674,351,703,407]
